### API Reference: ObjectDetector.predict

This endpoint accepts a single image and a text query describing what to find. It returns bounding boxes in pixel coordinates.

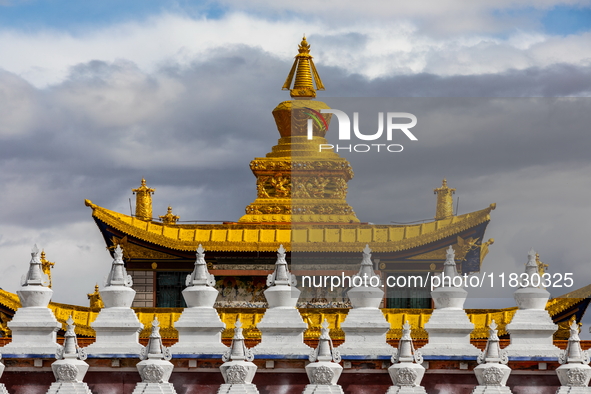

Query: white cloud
[1,12,591,88]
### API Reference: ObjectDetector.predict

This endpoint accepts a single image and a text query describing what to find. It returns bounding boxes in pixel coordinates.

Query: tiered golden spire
[239,37,358,223]
[282,36,325,98]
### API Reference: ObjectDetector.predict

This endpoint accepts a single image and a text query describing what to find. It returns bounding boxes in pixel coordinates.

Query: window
[156,272,188,307]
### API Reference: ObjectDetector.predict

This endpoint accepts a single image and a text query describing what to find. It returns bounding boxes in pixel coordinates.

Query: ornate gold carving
[152,262,158,270]
[270,175,291,198]
[434,179,456,220]
[87,284,104,310]
[159,206,179,224]
[40,250,54,288]
[132,178,155,221]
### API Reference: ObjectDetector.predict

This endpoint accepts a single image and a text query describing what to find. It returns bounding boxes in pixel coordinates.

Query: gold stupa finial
[434,178,456,220]
[132,178,155,221]
[282,36,325,98]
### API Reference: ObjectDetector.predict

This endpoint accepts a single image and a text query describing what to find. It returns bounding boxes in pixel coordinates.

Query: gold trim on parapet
[84,199,495,253]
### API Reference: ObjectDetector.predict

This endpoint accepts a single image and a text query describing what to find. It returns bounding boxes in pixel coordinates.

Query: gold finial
[87,284,104,309]
[40,250,55,288]
[434,178,456,220]
[132,178,155,221]
[159,206,180,225]
[282,36,325,98]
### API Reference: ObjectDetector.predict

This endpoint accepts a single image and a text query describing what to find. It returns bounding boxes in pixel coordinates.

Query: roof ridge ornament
[186,245,216,287]
[282,36,325,98]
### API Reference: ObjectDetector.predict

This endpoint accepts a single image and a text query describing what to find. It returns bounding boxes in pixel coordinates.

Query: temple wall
[0,370,561,394]
[129,270,154,307]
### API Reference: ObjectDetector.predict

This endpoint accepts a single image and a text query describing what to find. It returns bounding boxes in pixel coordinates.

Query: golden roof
[85,199,495,253]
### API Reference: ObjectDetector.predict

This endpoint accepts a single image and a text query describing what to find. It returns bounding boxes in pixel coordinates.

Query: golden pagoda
[84,37,496,309]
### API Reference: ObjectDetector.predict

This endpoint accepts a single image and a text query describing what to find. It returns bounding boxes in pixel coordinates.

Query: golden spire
[40,250,54,288]
[282,36,325,98]
[434,179,456,220]
[159,206,180,225]
[132,178,155,221]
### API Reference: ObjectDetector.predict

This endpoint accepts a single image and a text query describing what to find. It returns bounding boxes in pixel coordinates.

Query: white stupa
[1,245,62,355]
[171,245,228,355]
[337,245,393,357]
[472,320,513,394]
[253,245,311,356]
[132,318,177,394]
[84,246,144,356]
[504,249,560,357]
[46,316,93,394]
[303,319,344,394]
[420,246,479,356]
[217,319,260,394]
[387,321,427,394]
[555,321,591,393]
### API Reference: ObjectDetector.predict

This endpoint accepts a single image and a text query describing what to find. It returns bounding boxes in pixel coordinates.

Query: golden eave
[85,199,495,253]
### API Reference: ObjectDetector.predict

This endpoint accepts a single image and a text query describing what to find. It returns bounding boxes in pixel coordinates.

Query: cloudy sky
[0,0,590,334]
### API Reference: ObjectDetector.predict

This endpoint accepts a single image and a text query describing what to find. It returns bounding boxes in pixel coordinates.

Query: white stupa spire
[266,245,296,287]
[310,319,341,363]
[56,316,87,361]
[186,245,216,287]
[353,245,380,281]
[141,318,172,361]
[442,246,460,281]
[104,246,132,287]
[223,319,254,363]
[22,244,47,287]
